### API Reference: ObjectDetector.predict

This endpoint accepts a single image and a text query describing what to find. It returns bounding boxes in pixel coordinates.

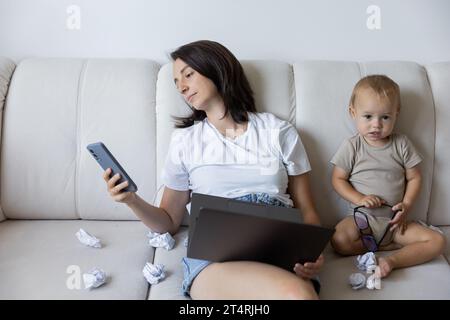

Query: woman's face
[173,58,222,111]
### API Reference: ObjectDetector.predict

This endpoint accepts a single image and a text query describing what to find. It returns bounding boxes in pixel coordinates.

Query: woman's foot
[377,256,395,278]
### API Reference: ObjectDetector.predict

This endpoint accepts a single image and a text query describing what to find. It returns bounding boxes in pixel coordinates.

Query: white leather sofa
[0,57,448,299]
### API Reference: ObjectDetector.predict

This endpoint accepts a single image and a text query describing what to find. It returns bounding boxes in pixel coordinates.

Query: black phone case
[87,142,138,192]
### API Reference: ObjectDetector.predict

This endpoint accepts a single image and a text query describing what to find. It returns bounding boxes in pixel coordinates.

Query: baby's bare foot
[378,257,395,278]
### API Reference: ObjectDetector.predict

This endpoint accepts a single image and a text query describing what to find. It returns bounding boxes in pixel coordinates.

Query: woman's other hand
[293,254,324,279]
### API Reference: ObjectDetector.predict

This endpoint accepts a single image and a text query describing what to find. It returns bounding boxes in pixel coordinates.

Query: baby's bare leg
[331,216,366,256]
[378,242,402,251]
[378,222,446,278]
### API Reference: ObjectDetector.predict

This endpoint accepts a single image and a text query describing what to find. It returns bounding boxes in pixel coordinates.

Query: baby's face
[350,87,399,147]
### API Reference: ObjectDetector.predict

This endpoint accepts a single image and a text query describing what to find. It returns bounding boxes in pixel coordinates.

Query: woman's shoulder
[251,112,291,129]
[170,121,204,144]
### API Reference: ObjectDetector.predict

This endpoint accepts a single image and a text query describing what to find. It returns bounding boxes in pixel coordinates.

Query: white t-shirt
[161,112,311,207]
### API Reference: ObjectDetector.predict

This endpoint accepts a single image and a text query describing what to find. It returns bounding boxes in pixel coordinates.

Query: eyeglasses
[353,204,398,252]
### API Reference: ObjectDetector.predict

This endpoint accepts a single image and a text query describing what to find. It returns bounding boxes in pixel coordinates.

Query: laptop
[187,193,335,271]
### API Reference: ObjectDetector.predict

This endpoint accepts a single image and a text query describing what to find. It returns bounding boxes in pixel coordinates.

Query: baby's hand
[357,195,385,208]
[390,202,409,234]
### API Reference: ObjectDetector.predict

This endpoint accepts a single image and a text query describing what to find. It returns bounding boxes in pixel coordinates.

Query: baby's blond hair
[350,75,401,111]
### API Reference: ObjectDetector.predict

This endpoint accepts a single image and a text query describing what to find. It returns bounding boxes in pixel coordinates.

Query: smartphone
[87,142,138,193]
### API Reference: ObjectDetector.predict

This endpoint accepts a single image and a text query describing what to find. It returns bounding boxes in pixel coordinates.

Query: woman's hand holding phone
[103,168,137,204]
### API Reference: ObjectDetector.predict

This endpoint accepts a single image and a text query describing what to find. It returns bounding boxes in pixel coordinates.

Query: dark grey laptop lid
[189,193,303,246]
[188,207,335,270]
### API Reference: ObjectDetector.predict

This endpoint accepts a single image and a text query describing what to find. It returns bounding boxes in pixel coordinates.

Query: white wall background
[0,0,449,64]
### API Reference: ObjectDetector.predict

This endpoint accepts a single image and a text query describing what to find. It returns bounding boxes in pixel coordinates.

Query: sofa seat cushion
[148,228,450,300]
[148,227,189,300]
[0,220,153,299]
[319,245,450,299]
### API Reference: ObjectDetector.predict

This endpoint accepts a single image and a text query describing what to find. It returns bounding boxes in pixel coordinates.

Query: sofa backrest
[425,63,450,227]
[0,58,159,220]
[0,57,16,222]
[1,58,448,228]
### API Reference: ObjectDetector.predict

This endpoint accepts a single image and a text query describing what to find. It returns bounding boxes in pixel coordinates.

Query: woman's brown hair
[170,40,256,128]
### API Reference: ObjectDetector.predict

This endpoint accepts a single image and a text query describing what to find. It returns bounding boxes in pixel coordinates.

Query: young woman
[103,40,324,299]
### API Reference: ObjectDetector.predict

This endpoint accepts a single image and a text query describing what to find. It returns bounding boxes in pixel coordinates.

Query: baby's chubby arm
[331,166,384,207]
[390,165,422,233]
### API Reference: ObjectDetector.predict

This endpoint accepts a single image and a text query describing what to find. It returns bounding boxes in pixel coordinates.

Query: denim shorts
[181,192,321,297]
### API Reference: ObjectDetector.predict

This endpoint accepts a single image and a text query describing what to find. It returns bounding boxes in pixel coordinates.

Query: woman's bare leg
[190,261,318,300]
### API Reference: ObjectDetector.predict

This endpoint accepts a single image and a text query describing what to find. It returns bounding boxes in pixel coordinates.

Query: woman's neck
[205,106,248,138]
